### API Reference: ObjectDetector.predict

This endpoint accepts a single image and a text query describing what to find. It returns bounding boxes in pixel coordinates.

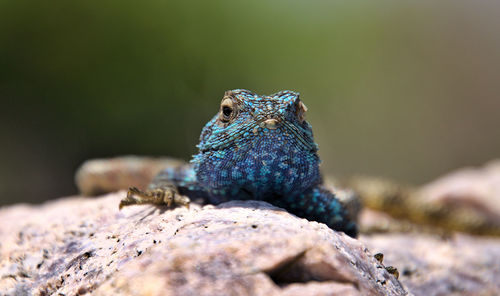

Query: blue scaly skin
[119,89,358,237]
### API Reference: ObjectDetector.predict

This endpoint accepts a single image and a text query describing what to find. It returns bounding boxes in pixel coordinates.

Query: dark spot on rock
[170,274,188,285]
[376,279,387,285]
[137,250,143,256]
[385,266,399,279]
[64,241,80,254]
[251,224,258,229]
[18,231,24,242]
[66,250,94,271]
[69,230,85,237]
[374,253,384,263]
[402,267,415,277]
[82,251,93,258]
[77,285,88,295]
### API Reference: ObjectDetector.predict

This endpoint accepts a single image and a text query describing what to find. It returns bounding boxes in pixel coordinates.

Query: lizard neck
[193,133,321,203]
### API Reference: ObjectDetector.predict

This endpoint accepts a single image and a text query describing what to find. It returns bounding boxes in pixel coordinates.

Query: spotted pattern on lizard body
[120,89,357,237]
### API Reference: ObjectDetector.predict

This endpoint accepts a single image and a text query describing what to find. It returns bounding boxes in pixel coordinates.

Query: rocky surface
[75,156,185,196]
[361,233,500,296]
[76,156,500,236]
[0,193,407,296]
[416,159,500,235]
[346,160,500,236]
[5,158,500,296]
[357,209,439,235]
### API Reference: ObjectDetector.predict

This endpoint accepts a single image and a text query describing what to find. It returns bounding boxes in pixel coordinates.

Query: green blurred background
[1,1,499,205]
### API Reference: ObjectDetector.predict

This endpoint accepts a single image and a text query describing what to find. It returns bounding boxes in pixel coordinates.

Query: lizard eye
[223,106,232,117]
[219,98,235,122]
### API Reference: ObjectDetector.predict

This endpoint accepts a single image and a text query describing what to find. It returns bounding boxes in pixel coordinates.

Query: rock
[358,209,439,235]
[76,157,500,236]
[0,194,407,296]
[361,233,500,296]
[416,159,500,235]
[75,156,185,196]
[345,159,500,235]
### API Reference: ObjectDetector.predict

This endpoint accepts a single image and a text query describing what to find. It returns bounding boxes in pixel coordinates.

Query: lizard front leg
[119,164,201,209]
[272,186,358,237]
[119,185,190,209]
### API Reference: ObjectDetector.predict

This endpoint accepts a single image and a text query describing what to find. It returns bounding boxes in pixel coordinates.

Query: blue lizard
[120,89,357,237]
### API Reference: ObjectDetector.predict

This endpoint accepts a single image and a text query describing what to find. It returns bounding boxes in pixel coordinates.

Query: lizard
[119,89,358,237]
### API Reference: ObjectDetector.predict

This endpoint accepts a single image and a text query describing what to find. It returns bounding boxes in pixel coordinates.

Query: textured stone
[76,157,500,236]
[346,159,500,235]
[358,209,438,235]
[416,159,500,235]
[75,156,185,196]
[361,233,500,296]
[0,194,407,296]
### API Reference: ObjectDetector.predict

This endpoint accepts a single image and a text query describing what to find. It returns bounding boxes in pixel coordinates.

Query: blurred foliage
[1,0,499,204]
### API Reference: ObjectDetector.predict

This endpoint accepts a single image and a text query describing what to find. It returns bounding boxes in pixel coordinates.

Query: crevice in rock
[262,249,358,291]
[263,249,359,290]
[264,249,309,286]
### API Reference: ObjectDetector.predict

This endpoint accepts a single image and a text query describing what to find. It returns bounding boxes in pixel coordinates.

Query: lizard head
[193,89,321,200]
[197,89,318,153]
